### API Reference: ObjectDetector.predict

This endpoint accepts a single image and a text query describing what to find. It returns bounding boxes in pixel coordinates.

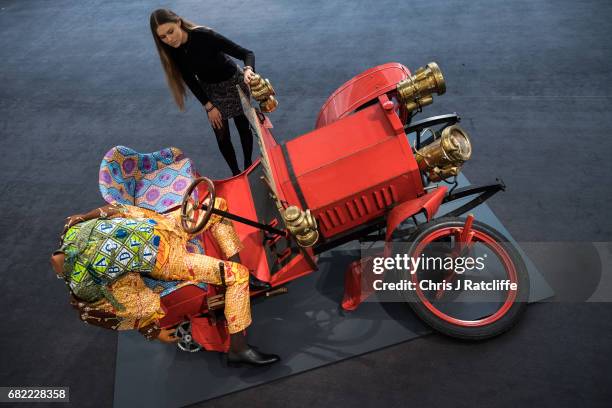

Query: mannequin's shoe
[249,275,272,291]
[227,347,280,367]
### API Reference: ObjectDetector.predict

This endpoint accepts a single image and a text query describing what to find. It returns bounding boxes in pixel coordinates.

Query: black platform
[113,176,553,407]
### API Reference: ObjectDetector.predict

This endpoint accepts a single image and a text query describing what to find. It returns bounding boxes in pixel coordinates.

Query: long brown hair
[150,9,201,111]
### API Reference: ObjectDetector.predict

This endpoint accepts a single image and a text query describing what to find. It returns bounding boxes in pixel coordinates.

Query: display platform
[114,174,554,408]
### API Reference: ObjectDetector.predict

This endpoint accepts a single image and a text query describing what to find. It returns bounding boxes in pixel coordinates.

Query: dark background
[1,0,611,407]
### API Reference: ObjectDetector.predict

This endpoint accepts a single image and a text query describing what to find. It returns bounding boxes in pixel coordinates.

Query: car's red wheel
[399,217,529,340]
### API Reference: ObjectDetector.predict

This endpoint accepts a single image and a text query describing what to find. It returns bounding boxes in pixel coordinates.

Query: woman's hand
[206,106,223,129]
[243,67,255,85]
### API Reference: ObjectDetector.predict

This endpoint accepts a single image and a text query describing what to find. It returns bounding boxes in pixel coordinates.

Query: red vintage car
[101,62,529,352]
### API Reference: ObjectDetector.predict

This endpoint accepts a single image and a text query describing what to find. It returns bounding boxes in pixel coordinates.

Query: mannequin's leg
[152,240,252,334]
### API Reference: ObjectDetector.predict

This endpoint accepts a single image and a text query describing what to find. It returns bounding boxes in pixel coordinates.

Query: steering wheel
[180,177,216,234]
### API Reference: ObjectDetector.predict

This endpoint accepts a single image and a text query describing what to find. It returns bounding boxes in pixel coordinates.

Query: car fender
[385,187,448,241]
[316,62,410,128]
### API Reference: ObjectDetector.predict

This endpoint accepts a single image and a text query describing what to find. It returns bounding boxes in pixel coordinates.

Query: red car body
[158,63,486,351]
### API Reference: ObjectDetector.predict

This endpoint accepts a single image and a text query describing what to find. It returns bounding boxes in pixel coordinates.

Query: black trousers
[212,114,254,176]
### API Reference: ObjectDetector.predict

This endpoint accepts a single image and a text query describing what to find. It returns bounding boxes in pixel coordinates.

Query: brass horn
[248,73,278,113]
[396,62,446,113]
[282,206,319,248]
[415,124,472,181]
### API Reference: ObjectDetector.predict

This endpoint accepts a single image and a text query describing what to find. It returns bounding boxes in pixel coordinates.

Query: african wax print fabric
[142,276,208,298]
[98,146,204,254]
[70,275,164,331]
[61,217,160,303]
[127,202,250,333]
[60,200,250,335]
[98,146,196,214]
[154,231,251,334]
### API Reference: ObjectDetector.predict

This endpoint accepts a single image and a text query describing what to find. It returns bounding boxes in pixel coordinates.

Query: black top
[168,27,255,106]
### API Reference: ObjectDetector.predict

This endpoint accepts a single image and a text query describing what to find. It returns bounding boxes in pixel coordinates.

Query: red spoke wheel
[399,217,529,340]
[180,177,216,234]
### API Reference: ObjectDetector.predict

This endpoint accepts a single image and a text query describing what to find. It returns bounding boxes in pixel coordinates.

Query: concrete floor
[1,0,611,407]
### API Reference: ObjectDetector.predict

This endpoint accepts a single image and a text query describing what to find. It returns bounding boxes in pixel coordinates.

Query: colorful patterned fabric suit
[98,145,204,258]
[61,203,251,334]
[89,146,251,334]
[60,217,161,307]
[125,203,250,334]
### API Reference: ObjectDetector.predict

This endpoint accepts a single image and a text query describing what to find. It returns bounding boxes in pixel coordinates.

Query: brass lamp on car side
[248,73,278,113]
[415,124,472,181]
[282,206,319,247]
[396,62,446,113]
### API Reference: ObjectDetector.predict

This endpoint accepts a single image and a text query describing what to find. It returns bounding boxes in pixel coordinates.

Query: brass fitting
[282,206,319,247]
[415,124,472,181]
[396,62,446,113]
[248,73,278,113]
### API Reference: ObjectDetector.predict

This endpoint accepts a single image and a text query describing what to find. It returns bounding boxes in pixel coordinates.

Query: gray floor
[1,0,611,407]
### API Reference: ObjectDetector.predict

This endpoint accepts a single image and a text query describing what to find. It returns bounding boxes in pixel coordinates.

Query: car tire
[397,217,530,340]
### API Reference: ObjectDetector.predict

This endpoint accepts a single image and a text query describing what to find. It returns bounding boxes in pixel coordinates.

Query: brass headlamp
[415,125,472,181]
[396,62,446,113]
[248,73,278,113]
[282,206,319,248]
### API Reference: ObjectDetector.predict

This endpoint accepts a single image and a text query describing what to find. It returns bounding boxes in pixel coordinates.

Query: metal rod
[404,113,460,134]
[200,204,287,236]
[439,179,505,218]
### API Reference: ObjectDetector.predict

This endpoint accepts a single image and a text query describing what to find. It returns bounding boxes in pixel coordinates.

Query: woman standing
[150,9,256,176]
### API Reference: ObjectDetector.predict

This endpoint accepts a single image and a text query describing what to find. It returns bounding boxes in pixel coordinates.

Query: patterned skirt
[201,68,251,119]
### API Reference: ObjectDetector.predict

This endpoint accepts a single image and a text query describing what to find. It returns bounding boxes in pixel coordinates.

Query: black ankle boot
[249,275,272,291]
[227,347,280,367]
